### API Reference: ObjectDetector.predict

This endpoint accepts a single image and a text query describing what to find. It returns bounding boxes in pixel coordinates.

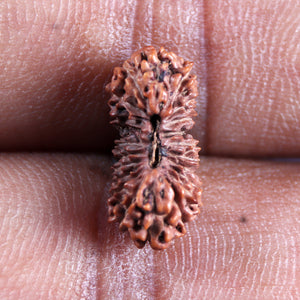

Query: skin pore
[0,0,299,299]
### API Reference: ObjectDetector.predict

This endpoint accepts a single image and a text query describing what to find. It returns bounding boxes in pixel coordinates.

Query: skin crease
[0,0,299,299]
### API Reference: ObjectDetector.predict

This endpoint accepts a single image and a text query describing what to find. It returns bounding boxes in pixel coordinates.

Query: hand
[1,0,299,299]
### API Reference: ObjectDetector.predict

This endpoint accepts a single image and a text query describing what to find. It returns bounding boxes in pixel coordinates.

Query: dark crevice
[141,52,147,61]
[158,231,165,243]
[149,114,162,168]
[176,224,183,233]
[158,70,166,82]
[150,114,160,131]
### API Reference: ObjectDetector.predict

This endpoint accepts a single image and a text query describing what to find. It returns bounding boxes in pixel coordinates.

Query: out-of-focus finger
[1,0,299,156]
[0,0,205,151]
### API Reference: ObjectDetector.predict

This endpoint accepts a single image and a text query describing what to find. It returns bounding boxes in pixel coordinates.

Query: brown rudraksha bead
[106,46,202,250]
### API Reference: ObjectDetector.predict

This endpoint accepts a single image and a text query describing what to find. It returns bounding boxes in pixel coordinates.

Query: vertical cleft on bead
[149,114,162,168]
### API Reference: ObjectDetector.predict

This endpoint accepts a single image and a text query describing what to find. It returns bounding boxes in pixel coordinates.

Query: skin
[0,0,299,299]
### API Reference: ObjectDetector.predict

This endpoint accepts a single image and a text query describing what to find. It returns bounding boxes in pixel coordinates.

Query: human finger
[0,154,299,298]
[1,1,299,156]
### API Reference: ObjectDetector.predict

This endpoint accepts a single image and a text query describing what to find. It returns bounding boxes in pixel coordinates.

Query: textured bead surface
[106,46,202,250]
